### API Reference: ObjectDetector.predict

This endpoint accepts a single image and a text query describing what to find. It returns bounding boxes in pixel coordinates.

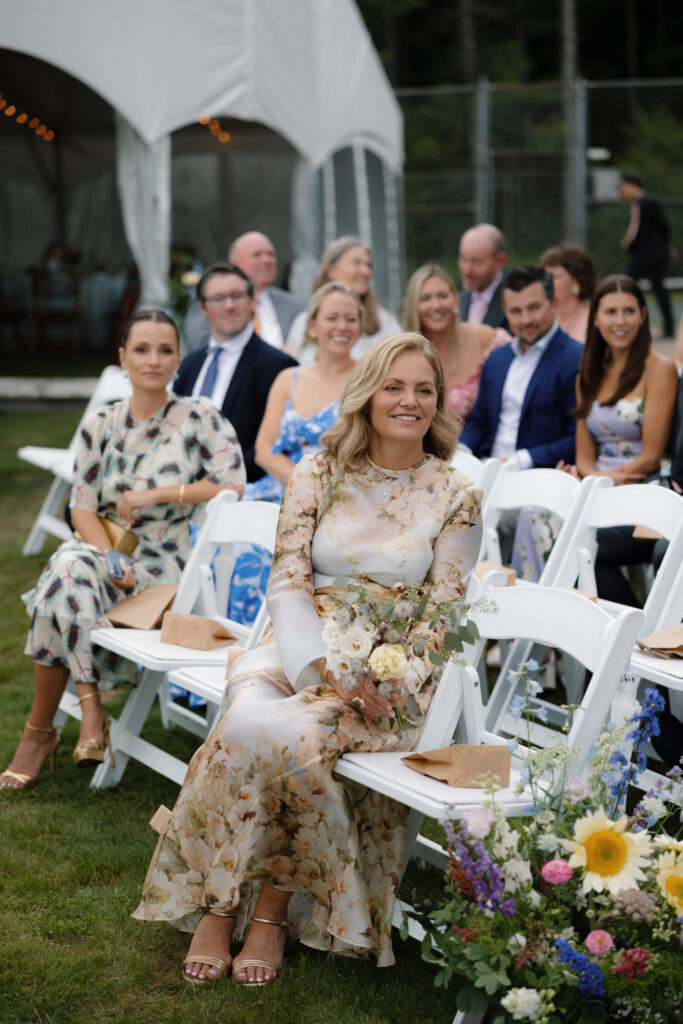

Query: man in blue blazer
[175,263,297,482]
[460,264,582,468]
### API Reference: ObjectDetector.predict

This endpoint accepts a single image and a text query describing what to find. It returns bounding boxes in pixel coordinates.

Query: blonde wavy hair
[303,281,364,351]
[402,264,459,339]
[322,332,458,471]
[312,236,381,336]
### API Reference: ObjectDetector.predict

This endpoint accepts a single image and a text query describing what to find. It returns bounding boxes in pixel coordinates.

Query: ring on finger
[351,696,366,712]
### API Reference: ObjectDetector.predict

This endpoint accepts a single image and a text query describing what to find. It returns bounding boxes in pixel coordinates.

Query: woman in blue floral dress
[226,282,362,624]
[0,310,245,790]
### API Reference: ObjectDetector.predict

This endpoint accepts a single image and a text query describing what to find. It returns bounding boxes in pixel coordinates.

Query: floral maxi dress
[133,451,482,965]
[24,395,245,687]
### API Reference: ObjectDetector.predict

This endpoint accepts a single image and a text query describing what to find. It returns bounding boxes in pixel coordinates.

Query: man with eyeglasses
[175,263,297,481]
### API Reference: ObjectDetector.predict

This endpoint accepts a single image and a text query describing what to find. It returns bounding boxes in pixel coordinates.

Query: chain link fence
[399,78,683,330]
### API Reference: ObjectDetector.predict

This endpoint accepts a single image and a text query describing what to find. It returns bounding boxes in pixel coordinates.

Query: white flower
[461,807,495,840]
[641,797,666,821]
[368,643,409,680]
[503,857,532,891]
[507,933,527,953]
[500,987,543,1021]
[537,832,561,855]
[339,624,374,662]
[536,810,555,825]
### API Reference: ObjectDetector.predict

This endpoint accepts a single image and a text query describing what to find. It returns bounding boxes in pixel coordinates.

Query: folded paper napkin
[107,583,178,630]
[160,611,237,650]
[633,525,663,541]
[473,560,517,586]
[636,624,683,659]
[402,744,511,788]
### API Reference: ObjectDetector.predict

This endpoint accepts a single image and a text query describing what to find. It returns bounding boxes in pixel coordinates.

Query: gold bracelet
[179,484,185,504]
[318,657,328,683]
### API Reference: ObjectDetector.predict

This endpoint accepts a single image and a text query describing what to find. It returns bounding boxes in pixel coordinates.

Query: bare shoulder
[462,322,496,354]
[646,350,678,388]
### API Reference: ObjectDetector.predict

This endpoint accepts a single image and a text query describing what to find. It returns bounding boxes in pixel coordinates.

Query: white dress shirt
[491,320,558,468]
[256,289,284,349]
[191,325,253,409]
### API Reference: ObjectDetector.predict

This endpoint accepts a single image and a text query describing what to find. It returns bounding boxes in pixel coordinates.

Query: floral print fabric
[586,397,644,471]
[133,452,482,965]
[24,395,245,687]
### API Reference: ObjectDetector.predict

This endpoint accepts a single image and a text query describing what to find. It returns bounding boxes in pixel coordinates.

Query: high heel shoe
[232,915,289,987]
[183,908,238,985]
[73,692,116,769]
[0,722,59,791]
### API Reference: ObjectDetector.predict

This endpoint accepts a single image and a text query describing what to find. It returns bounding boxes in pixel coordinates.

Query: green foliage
[621,105,683,172]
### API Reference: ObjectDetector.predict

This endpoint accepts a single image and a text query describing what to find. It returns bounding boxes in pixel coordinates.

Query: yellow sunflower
[656,850,683,914]
[561,807,652,894]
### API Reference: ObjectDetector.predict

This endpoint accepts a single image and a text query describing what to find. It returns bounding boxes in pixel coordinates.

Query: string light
[198,115,230,144]
[0,91,55,141]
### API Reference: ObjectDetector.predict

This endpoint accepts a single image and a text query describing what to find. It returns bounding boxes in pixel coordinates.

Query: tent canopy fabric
[2,0,403,171]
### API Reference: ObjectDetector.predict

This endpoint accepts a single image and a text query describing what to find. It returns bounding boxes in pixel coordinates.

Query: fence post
[565,78,587,244]
[474,77,491,224]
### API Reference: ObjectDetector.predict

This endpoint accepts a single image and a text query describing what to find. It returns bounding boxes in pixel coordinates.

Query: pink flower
[541,858,573,885]
[585,930,614,956]
[614,947,651,981]
[564,777,587,803]
[461,807,495,840]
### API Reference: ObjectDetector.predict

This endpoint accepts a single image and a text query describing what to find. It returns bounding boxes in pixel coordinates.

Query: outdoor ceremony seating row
[54,492,279,788]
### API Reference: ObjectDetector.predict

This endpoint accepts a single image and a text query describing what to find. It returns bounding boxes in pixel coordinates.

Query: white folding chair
[450,450,501,513]
[54,492,279,788]
[19,365,131,554]
[335,575,642,1024]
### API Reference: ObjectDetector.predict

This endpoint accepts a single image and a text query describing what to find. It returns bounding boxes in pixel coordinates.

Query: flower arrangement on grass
[409,663,683,1024]
[322,566,490,726]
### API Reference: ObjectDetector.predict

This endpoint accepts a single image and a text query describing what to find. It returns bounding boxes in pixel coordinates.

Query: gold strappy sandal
[73,691,115,769]
[0,722,59,791]
[183,908,238,986]
[232,915,289,987]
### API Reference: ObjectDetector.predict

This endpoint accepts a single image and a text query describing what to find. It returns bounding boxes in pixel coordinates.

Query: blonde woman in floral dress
[133,333,482,986]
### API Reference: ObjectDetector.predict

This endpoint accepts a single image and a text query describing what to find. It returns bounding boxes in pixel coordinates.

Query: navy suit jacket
[174,332,297,482]
[459,281,507,330]
[460,326,582,467]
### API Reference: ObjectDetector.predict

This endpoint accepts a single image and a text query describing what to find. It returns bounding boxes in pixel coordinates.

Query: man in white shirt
[229,232,305,349]
[458,223,508,329]
[174,263,296,481]
[460,264,582,469]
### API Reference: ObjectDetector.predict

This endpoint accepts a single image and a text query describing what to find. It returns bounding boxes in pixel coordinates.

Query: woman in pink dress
[402,264,508,426]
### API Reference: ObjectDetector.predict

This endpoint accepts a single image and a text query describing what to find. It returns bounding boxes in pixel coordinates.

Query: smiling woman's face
[368,351,437,450]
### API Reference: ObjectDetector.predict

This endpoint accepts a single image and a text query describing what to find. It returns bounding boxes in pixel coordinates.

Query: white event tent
[0,0,403,324]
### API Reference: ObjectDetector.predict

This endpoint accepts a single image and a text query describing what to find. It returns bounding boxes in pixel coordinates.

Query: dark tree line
[356,0,683,87]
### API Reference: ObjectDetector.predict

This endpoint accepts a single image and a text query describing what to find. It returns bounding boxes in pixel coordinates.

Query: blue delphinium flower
[525,659,540,672]
[555,938,606,1002]
[535,704,549,723]
[509,694,526,721]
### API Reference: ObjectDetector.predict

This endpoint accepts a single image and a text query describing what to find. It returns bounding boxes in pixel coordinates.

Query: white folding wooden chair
[19,365,131,554]
[335,574,642,1024]
[54,492,279,788]
[450,450,501,514]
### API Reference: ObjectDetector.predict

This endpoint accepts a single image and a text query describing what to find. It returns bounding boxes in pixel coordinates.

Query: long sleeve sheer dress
[133,451,481,965]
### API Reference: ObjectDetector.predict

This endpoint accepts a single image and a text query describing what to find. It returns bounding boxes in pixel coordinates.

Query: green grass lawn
[0,408,453,1024]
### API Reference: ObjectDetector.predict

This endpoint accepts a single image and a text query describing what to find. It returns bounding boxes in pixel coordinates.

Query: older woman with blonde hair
[285,236,400,362]
[403,263,507,424]
[134,333,481,986]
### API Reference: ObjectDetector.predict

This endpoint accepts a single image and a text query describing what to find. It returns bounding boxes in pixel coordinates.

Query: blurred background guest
[540,242,598,343]
[620,174,676,340]
[458,223,508,329]
[285,236,400,362]
[402,263,507,425]
[572,274,678,603]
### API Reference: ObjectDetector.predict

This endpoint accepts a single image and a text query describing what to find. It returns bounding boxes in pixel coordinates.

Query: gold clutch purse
[74,516,139,555]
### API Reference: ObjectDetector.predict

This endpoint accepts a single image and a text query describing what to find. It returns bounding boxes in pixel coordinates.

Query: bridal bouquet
[411,663,683,1024]
[321,570,484,724]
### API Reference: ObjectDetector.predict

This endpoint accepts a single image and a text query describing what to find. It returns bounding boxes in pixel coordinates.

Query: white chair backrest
[68,365,132,450]
[552,481,683,633]
[451,450,501,502]
[465,573,643,767]
[481,464,596,583]
[172,491,280,641]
